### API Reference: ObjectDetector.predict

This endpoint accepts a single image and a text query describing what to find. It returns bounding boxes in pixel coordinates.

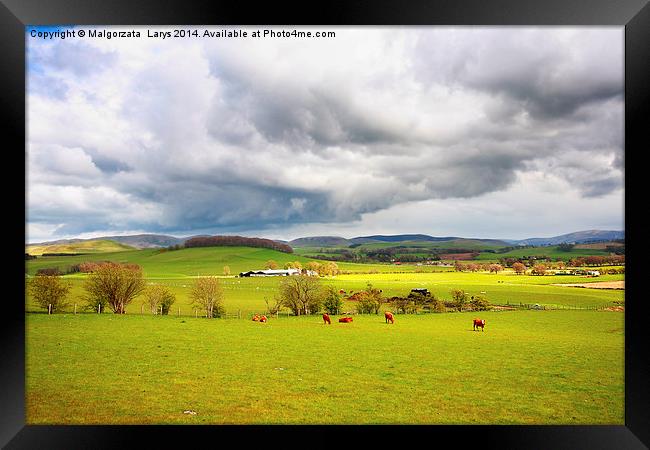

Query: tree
[277,275,323,315]
[469,295,492,311]
[355,283,384,314]
[318,261,339,277]
[265,260,279,270]
[223,265,231,276]
[557,243,575,252]
[450,288,468,312]
[321,286,345,314]
[28,274,71,313]
[488,264,503,274]
[83,262,145,314]
[143,285,176,315]
[512,262,526,275]
[306,261,321,274]
[190,276,225,318]
[531,264,547,276]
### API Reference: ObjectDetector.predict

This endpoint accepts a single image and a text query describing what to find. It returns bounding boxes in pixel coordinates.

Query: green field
[25,245,625,424]
[25,247,624,315]
[26,239,136,256]
[25,311,623,424]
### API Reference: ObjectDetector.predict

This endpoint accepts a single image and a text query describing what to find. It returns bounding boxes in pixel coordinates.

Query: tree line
[183,235,293,253]
[27,263,493,318]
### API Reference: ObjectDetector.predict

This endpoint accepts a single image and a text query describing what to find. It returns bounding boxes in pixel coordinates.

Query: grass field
[26,239,136,256]
[24,270,625,316]
[25,310,624,424]
[24,245,626,425]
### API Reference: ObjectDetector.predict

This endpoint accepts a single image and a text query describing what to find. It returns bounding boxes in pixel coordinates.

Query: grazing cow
[322,313,331,324]
[384,311,395,324]
[252,314,260,322]
[260,315,268,323]
[339,317,353,323]
[473,318,486,331]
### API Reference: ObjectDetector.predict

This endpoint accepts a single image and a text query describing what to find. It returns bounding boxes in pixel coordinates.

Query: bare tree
[28,274,72,313]
[83,262,145,314]
[512,262,526,275]
[277,275,323,316]
[190,276,225,318]
[143,284,176,314]
[488,264,504,274]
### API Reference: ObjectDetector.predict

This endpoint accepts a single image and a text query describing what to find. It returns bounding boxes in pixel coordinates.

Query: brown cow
[473,318,486,331]
[252,314,260,322]
[339,317,353,323]
[322,313,331,324]
[259,315,268,323]
[384,311,395,324]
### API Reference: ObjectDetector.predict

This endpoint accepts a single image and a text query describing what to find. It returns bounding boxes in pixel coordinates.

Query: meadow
[24,245,625,425]
[25,246,624,315]
[26,310,623,425]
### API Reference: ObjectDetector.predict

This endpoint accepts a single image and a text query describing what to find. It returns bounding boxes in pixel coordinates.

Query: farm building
[239,269,301,277]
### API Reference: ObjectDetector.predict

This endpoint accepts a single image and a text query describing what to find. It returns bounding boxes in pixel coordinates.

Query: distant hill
[289,236,353,247]
[27,229,624,254]
[26,239,137,256]
[511,230,624,247]
[28,234,188,250]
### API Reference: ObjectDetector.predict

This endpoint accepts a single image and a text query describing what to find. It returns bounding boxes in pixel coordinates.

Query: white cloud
[26,26,624,242]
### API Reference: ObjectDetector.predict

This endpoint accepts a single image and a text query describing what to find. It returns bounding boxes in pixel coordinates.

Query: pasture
[24,245,626,425]
[25,310,623,425]
[25,247,624,316]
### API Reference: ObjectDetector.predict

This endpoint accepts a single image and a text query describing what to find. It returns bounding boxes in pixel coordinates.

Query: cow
[252,314,260,322]
[259,315,268,323]
[339,317,353,323]
[473,318,486,331]
[384,311,395,324]
[322,313,331,324]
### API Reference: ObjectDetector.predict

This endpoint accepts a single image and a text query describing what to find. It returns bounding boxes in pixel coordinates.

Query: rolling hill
[26,239,137,256]
[510,230,624,246]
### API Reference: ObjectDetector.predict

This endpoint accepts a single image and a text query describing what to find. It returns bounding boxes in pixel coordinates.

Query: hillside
[25,246,315,278]
[26,239,137,256]
[512,230,624,246]
[289,236,352,247]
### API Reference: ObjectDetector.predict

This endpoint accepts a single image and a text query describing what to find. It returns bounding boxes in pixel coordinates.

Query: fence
[34,300,616,317]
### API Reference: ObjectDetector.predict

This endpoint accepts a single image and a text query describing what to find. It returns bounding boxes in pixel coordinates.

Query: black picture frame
[3,0,648,448]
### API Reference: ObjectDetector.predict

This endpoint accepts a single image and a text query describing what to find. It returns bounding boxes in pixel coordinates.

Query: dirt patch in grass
[551,281,624,290]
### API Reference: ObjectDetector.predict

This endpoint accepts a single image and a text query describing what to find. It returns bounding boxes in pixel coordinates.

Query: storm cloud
[26,26,623,241]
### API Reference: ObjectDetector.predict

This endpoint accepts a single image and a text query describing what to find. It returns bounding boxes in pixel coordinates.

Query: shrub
[28,274,71,313]
[469,295,492,311]
[144,285,176,315]
[36,267,62,276]
[83,262,145,314]
[450,288,468,312]
[321,286,344,314]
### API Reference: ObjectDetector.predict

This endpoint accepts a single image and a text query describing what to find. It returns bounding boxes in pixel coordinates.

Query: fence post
[195,309,197,318]
[238,310,241,319]
[98,303,101,314]
[178,307,181,316]
[48,304,51,315]
[74,303,77,314]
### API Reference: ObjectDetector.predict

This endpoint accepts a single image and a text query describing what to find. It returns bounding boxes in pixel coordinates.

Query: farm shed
[239,269,301,277]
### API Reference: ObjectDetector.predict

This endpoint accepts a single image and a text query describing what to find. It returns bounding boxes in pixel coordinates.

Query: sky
[26,26,624,243]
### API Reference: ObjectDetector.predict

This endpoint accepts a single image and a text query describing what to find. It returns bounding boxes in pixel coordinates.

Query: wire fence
[29,299,619,318]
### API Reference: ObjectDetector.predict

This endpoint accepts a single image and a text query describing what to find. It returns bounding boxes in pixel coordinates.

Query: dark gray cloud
[26,27,624,241]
